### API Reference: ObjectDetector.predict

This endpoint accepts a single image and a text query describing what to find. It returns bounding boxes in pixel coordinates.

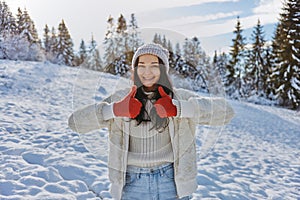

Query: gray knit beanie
[132,43,170,73]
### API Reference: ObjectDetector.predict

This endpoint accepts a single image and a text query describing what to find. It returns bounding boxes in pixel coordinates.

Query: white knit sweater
[104,92,174,168]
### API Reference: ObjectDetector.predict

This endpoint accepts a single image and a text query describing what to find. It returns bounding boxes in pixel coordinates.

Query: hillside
[0,60,299,199]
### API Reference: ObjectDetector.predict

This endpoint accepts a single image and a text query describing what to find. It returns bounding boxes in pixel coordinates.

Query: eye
[150,65,159,69]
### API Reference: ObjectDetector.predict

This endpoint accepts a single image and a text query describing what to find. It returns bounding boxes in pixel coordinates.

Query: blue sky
[7,0,282,56]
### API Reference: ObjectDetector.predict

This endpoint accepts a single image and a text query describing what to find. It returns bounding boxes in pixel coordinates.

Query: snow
[1,60,299,199]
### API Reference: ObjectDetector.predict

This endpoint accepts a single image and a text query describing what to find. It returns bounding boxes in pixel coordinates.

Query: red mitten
[154,86,177,118]
[113,85,142,118]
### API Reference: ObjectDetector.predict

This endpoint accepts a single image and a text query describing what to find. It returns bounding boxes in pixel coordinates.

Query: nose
[144,66,152,74]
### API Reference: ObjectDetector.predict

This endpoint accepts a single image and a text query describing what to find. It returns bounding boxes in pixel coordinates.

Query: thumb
[129,85,138,98]
[158,86,168,97]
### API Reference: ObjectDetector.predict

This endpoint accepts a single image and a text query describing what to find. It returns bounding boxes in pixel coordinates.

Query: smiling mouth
[143,77,155,81]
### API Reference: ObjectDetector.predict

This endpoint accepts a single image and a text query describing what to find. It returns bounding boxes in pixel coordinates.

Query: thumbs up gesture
[154,86,177,118]
[113,85,142,118]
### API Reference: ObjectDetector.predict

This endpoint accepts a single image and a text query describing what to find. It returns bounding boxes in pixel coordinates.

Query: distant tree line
[0,0,299,109]
[215,0,299,109]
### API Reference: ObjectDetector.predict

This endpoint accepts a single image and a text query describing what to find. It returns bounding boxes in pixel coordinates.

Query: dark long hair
[133,57,174,132]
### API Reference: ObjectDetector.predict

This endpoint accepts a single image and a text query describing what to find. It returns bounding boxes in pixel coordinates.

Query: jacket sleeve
[68,88,130,133]
[174,88,235,126]
[68,102,112,133]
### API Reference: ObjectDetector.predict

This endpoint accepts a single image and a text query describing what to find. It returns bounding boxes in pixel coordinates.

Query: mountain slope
[0,60,299,199]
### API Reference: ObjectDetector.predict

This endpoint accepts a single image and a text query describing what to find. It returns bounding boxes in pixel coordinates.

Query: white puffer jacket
[68,88,235,199]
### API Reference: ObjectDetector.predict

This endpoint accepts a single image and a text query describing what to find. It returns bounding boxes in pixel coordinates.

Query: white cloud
[139,0,283,39]
[173,12,278,38]
[143,11,241,28]
[253,0,282,24]
[104,0,240,12]
[253,0,282,17]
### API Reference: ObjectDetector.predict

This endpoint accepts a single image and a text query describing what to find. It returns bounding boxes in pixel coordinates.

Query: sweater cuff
[172,99,181,117]
[173,100,195,118]
[102,103,115,120]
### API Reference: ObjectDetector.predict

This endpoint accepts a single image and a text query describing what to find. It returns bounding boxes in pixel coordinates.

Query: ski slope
[0,60,299,199]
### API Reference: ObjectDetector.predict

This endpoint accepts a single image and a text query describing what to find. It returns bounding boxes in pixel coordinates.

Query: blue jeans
[121,163,191,200]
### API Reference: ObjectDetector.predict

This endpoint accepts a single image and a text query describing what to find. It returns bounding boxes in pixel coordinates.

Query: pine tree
[153,33,160,44]
[167,40,175,71]
[43,24,51,53]
[46,26,58,62]
[181,37,208,92]
[213,51,228,84]
[55,19,74,66]
[0,1,17,36]
[173,42,182,72]
[103,14,131,76]
[244,19,270,99]
[83,35,102,71]
[175,42,181,57]
[116,14,128,55]
[103,15,116,68]
[162,35,167,48]
[77,39,87,66]
[271,0,300,109]
[264,46,274,99]
[0,1,17,59]
[182,37,202,69]
[182,37,207,78]
[128,13,142,53]
[225,16,247,99]
[0,5,43,61]
[114,14,130,75]
[16,8,39,43]
[208,52,225,96]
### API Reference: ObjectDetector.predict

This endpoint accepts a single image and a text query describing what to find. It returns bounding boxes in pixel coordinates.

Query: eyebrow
[138,61,159,64]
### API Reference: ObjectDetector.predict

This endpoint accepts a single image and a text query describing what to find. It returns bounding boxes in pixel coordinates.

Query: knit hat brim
[131,43,169,73]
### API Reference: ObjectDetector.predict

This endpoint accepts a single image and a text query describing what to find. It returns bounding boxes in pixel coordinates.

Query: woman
[68,43,234,200]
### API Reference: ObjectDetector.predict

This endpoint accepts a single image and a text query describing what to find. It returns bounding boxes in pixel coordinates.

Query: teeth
[143,78,154,80]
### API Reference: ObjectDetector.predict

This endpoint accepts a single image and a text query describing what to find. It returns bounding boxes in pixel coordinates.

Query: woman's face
[137,54,160,90]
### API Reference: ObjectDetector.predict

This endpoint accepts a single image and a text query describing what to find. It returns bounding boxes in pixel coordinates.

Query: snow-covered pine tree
[172,42,187,78]
[2,6,43,61]
[206,51,225,96]
[103,15,116,70]
[83,35,102,71]
[0,1,16,36]
[127,13,142,55]
[153,33,161,44]
[76,39,87,66]
[167,40,173,55]
[103,14,131,76]
[225,16,247,99]
[172,42,182,72]
[0,1,17,59]
[161,35,167,48]
[114,14,130,76]
[181,37,208,92]
[45,27,58,62]
[182,37,200,71]
[212,51,228,97]
[43,24,51,53]
[213,51,228,84]
[115,14,128,55]
[1,10,26,61]
[55,19,74,66]
[183,37,208,78]
[166,40,176,72]
[16,8,39,44]
[244,19,271,99]
[264,46,274,100]
[271,0,300,109]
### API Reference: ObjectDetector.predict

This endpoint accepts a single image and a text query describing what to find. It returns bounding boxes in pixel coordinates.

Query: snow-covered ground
[0,60,299,200]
